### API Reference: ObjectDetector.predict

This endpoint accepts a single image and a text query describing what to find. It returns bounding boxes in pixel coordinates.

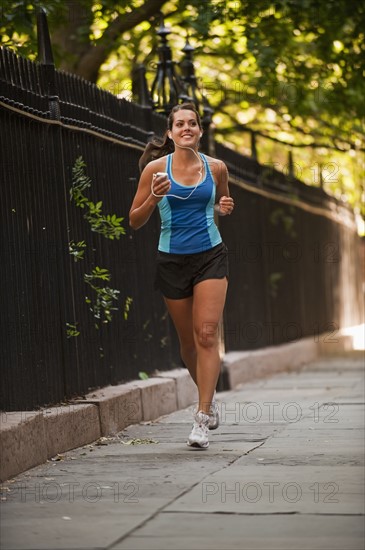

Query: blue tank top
[157,153,222,254]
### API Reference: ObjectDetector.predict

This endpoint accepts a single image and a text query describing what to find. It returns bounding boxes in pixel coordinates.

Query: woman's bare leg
[192,278,228,414]
[163,278,227,415]
[163,296,197,384]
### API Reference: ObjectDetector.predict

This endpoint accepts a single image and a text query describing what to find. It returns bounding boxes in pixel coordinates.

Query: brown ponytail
[138,102,202,172]
[138,135,174,172]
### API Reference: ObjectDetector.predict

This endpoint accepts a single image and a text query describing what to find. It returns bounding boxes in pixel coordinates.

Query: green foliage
[71,156,125,240]
[123,296,133,321]
[70,157,91,204]
[2,1,363,218]
[68,240,87,262]
[269,272,283,299]
[0,0,69,59]
[68,156,131,334]
[138,371,149,380]
[84,267,120,327]
[66,322,80,338]
[269,207,297,239]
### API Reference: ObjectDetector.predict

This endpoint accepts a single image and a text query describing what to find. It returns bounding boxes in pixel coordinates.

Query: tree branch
[76,0,167,82]
[217,111,364,153]
[217,105,363,153]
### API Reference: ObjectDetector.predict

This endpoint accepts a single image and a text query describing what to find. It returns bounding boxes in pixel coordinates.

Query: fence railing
[0,47,363,411]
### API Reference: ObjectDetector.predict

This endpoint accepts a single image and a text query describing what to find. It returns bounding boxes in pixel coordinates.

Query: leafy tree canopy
[1,0,364,222]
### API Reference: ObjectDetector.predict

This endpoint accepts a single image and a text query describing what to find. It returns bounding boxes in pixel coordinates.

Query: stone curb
[223,336,318,388]
[0,412,47,483]
[0,333,351,482]
[154,368,198,409]
[223,333,353,389]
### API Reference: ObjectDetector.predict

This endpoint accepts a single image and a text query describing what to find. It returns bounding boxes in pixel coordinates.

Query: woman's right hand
[151,172,171,202]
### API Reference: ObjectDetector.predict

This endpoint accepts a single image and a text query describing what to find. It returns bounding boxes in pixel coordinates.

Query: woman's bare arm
[129,160,170,230]
[210,158,234,216]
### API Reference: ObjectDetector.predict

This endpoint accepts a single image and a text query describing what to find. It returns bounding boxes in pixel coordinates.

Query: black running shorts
[154,242,229,299]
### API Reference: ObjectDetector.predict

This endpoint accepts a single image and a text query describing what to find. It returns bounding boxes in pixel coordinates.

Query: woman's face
[169,109,201,148]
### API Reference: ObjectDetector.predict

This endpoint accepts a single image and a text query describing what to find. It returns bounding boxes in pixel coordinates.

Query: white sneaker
[187,411,209,448]
[208,400,219,430]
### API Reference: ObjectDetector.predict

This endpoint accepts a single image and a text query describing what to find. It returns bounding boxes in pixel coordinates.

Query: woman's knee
[194,322,219,349]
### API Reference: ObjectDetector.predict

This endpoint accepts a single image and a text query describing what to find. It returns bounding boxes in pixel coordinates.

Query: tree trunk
[51,0,167,83]
[51,1,93,74]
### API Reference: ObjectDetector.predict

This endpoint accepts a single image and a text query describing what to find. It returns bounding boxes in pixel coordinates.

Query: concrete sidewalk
[0,350,364,550]
[1,336,323,483]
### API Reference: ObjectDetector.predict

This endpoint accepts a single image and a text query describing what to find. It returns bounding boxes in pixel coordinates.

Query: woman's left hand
[218,196,234,215]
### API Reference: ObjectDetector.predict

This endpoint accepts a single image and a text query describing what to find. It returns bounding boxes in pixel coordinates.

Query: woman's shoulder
[141,155,169,174]
[202,154,227,178]
[202,153,226,166]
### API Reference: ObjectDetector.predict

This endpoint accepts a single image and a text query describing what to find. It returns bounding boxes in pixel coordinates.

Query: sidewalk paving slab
[0,351,363,550]
[111,514,364,550]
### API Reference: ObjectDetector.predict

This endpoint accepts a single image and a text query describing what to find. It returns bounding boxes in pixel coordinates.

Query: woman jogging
[129,102,234,448]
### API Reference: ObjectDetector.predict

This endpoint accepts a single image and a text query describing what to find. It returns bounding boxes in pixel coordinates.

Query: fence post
[287,150,294,179]
[36,8,79,397]
[150,18,179,114]
[133,64,153,107]
[37,8,60,120]
[251,130,257,161]
[132,64,153,132]
[179,36,198,104]
[319,164,324,188]
[200,99,214,156]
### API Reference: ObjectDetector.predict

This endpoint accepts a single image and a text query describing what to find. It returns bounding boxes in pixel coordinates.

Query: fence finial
[36,7,60,119]
[37,8,54,66]
[133,64,153,108]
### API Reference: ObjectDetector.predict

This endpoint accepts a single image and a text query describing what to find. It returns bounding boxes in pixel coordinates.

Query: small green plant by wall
[67,156,132,335]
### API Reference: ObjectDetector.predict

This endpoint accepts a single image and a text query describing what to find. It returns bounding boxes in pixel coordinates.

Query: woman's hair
[138,102,202,172]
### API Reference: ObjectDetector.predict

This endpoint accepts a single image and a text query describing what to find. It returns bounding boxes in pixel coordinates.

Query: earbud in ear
[200,133,203,138]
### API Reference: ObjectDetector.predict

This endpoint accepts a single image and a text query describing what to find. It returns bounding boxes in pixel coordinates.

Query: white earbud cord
[151,140,204,200]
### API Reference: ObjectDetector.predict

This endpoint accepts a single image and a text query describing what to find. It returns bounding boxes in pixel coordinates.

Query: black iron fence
[1,47,363,410]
